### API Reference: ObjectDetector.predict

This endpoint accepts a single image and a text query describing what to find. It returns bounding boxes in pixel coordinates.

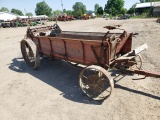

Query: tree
[61,9,73,15]
[72,2,86,16]
[127,3,139,14]
[140,0,160,2]
[35,1,52,16]
[53,10,62,16]
[66,10,73,15]
[0,7,9,12]
[104,0,125,16]
[94,3,99,13]
[139,0,145,2]
[26,12,33,16]
[11,8,24,16]
[63,9,67,13]
[121,8,127,15]
[97,7,104,15]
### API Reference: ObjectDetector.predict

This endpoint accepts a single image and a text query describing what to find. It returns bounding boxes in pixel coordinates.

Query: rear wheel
[21,39,40,69]
[79,65,114,100]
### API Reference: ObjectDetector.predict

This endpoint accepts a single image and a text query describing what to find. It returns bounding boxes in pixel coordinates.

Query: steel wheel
[21,39,40,69]
[79,65,114,100]
[130,54,142,70]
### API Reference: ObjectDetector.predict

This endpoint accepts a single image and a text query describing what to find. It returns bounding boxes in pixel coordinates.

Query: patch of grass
[131,14,147,19]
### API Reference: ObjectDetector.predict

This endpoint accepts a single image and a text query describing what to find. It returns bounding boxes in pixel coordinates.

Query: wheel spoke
[130,54,142,70]
[79,65,114,100]
[83,75,88,79]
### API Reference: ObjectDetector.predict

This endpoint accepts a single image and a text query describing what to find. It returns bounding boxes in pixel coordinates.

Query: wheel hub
[87,75,104,94]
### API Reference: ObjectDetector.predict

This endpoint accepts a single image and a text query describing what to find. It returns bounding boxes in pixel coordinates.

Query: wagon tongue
[130,69,160,79]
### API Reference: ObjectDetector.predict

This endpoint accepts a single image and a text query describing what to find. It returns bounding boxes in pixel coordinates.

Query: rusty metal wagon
[20,23,160,100]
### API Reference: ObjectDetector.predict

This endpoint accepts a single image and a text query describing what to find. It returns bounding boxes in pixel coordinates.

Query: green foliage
[30,22,37,26]
[97,7,104,15]
[121,8,127,15]
[138,7,150,14]
[63,9,67,13]
[11,8,24,16]
[26,12,33,16]
[131,13,147,18]
[35,1,52,16]
[104,0,125,16]
[63,9,73,15]
[94,3,99,13]
[66,10,73,15]
[140,0,146,2]
[140,0,160,3]
[72,2,86,16]
[53,10,62,16]
[0,7,9,12]
[127,8,135,14]
[127,2,138,14]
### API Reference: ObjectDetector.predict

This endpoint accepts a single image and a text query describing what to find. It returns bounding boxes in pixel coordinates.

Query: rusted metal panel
[82,41,99,63]
[116,33,132,54]
[120,33,133,54]
[83,41,110,66]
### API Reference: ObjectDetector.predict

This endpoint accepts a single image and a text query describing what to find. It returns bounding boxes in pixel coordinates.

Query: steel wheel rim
[22,42,34,66]
[131,54,142,70]
[21,39,40,69]
[79,65,114,100]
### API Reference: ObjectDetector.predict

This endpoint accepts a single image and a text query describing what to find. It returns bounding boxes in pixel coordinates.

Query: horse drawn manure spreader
[20,23,160,100]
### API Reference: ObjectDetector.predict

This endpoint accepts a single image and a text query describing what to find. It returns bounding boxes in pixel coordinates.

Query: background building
[153,2,160,16]
[0,12,19,21]
[136,2,160,16]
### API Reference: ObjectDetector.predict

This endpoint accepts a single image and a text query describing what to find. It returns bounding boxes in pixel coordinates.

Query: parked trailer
[20,24,160,100]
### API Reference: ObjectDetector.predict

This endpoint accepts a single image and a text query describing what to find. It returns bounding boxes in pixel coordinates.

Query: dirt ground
[0,18,160,120]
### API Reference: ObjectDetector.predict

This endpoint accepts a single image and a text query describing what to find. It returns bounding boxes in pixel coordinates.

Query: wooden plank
[132,44,148,55]
[117,44,148,58]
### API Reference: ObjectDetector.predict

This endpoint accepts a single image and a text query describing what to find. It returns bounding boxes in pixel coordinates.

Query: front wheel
[79,65,114,100]
[130,54,142,70]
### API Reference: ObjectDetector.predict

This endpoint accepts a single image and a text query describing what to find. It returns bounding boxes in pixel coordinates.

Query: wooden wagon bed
[26,25,132,68]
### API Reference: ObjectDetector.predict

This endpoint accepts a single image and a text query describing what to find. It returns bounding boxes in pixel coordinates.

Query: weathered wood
[132,44,148,55]
[116,44,148,60]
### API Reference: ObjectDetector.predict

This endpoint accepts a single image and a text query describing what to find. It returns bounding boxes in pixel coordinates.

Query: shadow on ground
[112,71,160,101]
[9,58,160,105]
[9,58,105,105]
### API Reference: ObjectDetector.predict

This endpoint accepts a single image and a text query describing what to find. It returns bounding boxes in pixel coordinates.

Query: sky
[0,0,140,15]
